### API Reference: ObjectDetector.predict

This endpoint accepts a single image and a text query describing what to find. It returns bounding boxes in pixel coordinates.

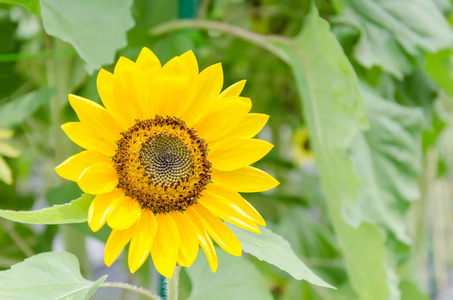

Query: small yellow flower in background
[0,127,20,185]
[292,126,314,166]
[55,48,279,278]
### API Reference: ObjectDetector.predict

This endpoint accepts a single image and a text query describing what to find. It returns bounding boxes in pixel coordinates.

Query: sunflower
[292,126,314,166]
[55,48,279,278]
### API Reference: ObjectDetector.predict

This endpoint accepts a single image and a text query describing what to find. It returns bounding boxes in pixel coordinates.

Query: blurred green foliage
[0,0,453,299]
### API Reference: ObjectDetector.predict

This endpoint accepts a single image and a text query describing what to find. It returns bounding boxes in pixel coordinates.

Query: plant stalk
[149,19,290,62]
[165,265,182,300]
[100,282,162,300]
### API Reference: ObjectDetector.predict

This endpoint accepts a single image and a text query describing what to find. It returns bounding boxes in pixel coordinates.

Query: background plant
[0,0,452,299]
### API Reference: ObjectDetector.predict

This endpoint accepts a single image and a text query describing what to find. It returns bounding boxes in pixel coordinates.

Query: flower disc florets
[112,115,211,213]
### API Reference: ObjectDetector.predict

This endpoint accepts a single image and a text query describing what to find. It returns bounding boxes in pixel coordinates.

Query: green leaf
[346,85,424,243]
[424,49,453,98]
[400,281,429,300]
[40,0,135,74]
[0,128,13,139]
[228,224,334,288]
[0,87,53,128]
[336,0,453,78]
[0,194,93,224]
[0,141,20,158]
[272,5,391,300]
[0,251,106,299]
[422,99,449,152]
[0,156,12,185]
[187,248,272,300]
[0,0,40,16]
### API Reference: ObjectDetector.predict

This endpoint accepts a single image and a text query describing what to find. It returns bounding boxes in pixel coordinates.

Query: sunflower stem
[165,265,182,300]
[100,282,162,300]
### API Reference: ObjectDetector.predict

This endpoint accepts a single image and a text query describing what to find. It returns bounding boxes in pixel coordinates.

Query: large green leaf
[228,224,333,288]
[0,87,53,128]
[40,0,135,73]
[346,85,424,243]
[187,249,272,300]
[336,0,453,78]
[0,194,93,224]
[0,252,106,299]
[272,5,391,300]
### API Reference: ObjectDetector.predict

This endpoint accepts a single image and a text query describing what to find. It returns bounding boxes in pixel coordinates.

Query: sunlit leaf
[0,252,106,300]
[0,128,13,139]
[272,5,391,299]
[0,156,12,185]
[187,249,272,300]
[228,224,334,288]
[0,141,20,158]
[0,128,18,185]
[40,0,135,73]
[0,194,93,224]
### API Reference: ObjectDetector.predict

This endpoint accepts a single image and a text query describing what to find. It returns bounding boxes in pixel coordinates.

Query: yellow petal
[191,205,242,257]
[184,209,218,273]
[136,48,161,117]
[179,50,199,76]
[211,166,279,193]
[151,214,180,278]
[195,97,251,144]
[96,69,133,130]
[114,57,149,120]
[61,122,116,157]
[68,94,122,143]
[104,225,136,267]
[207,184,265,226]
[77,162,118,194]
[182,63,223,127]
[209,139,273,171]
[136,47,161,73]
[107,196,142,230]
[218,80,246,99]
[171,212,199,267]
[128,209,158,273]
[200,187,260,233]
[88,189,124,232]
[55,150,110,182]
[112,73,143,128]
[223,113,269,140]
[150,56,194,118]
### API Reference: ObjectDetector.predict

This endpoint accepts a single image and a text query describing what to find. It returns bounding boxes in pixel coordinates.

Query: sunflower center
[112,116,211,213]
[140,135,193,187]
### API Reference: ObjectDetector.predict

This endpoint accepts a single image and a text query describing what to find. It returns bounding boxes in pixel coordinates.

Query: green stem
[100,282,162,300]
[0,219,35,257]
[149,19,290,62]
[62,226,90,277]
[165,265,182,300]
[0,254,20,267]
